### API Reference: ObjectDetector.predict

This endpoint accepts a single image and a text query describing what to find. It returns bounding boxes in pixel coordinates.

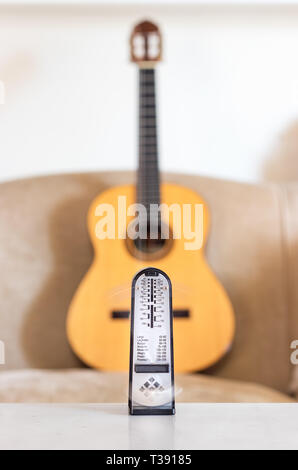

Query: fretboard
[137,68,160,212]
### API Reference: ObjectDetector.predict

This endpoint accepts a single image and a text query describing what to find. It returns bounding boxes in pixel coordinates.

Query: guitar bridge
[112,309,189,319]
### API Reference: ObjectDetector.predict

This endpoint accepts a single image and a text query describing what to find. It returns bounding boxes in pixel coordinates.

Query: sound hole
[133,222,166,254]
[126,221,173,261]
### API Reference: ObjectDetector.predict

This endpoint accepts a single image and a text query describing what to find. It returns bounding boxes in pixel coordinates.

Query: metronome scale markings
[139,276,165,330]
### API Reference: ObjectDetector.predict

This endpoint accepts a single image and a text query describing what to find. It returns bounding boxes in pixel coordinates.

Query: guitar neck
[137,68,160,210]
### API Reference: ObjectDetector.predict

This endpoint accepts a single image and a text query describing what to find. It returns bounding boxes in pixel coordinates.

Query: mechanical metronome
[129,267,175,415]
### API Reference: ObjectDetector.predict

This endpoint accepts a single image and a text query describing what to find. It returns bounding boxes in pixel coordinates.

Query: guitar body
[67,183,235,372]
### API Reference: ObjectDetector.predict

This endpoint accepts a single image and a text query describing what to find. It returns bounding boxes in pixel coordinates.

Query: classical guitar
[67,20,235,372]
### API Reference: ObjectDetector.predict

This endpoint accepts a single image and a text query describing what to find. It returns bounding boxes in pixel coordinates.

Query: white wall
[1,4,298,183]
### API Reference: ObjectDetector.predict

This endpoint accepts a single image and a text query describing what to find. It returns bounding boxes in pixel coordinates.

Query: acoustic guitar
[67,20,235,372]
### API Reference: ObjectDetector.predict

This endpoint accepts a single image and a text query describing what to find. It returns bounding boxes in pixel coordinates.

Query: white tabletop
[0,403,297,450]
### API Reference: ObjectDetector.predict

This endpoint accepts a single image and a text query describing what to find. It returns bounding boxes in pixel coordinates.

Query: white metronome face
[132,271,173,408]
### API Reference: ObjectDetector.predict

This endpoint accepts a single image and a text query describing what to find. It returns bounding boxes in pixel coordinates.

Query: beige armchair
[0,171,297,402]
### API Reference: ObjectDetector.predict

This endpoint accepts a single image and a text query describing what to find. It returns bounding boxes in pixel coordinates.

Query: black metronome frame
[128,267,175,415]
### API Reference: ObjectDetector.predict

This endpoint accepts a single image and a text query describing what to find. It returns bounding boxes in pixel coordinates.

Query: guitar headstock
[130,20,162,67]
